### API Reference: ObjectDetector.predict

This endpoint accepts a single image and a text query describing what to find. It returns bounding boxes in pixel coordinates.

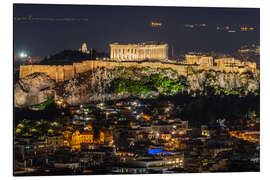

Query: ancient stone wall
[19,60,258,82]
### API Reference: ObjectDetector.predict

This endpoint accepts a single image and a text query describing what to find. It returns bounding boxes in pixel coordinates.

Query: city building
[125,153,184,170]
[99,130,113,144]
[78,42,91,54]
[240,26,255,32]
[46,135,64,150]
[238,45,260,55]
[242,61,257,69]
[185,55,213,67]
[71,130,94,151]
[215,58,242,67]
[110,42,168,61]
[201,125,210,137]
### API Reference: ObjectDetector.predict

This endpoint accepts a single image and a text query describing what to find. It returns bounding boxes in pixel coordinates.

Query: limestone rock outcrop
[186,70,259,94]
[14,73,56,107]
[14,67,260,107]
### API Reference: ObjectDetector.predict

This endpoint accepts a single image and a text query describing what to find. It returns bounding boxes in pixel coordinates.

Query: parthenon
[110,42,168,61]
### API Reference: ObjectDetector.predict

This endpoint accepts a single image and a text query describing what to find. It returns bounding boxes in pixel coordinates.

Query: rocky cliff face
[14,67,260,107]
[14,73,56,107]
[186,70,259,95]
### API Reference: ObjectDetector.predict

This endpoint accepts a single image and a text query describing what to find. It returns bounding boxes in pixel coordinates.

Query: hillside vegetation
[14,66,259,107]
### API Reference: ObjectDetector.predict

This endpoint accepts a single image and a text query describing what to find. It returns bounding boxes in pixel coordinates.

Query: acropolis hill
[19,43,258,82]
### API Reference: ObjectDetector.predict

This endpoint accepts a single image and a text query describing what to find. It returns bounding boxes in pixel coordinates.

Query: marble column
[145,49,147,59]
[126,48,129,60]
[110,48,113,59]
[121,48,123,59]
[119,48,121,59]
[144,49,146,59]
[123,48,126,59]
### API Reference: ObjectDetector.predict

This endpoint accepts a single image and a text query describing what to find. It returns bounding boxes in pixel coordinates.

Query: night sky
[14,4,260,57]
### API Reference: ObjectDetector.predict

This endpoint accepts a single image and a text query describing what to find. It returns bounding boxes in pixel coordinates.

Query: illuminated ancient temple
[110,42,168,61]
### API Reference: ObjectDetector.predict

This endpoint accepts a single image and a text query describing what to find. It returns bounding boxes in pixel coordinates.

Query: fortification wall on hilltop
[19,60,258,82]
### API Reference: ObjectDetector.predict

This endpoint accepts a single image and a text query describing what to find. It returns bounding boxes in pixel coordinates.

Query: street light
[19,52,27,58]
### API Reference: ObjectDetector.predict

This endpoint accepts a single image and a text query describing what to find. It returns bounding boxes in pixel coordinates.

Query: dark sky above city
[14,4,260,57]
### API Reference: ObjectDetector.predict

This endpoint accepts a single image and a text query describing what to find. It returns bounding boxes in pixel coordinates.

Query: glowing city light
[19,52,27,58]
[151,21,162,27]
